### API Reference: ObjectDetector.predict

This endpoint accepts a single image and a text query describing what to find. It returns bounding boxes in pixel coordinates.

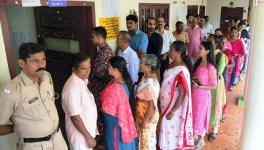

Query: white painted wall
[206,0,250,30]
[0,21,16,150]
[240,3,264,149]
[78,0,207,49]
[0,22,11,87]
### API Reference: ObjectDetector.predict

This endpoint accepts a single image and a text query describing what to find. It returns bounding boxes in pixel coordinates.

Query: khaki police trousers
[17,130,68,150]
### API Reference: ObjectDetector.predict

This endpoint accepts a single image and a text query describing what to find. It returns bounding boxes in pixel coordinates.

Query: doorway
[220,7,244,35]
[1,0,96,147]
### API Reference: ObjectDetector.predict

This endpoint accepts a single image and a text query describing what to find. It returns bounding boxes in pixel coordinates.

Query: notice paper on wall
[172,4,187,23]
[103,0,119,17]
[22,0,41,7]
[99,17,119,40]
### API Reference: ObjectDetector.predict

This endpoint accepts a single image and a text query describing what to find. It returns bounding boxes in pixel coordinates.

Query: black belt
[24,127,59,143]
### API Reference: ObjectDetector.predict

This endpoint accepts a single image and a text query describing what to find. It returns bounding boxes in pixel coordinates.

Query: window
[187,5,205,16]
[139,3,170,32]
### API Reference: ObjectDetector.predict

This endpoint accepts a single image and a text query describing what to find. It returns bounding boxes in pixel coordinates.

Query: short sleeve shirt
[0,71,59,138]
[130,29,149,53]
[62,73,98,144]
[156,29,176,55]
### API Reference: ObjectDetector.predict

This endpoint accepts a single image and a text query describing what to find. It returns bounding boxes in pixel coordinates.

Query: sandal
[195,138,205,149]
[221,116,225,122]
[208,133,217,142]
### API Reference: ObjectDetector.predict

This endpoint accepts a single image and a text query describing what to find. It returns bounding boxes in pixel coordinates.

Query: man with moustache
[0,43,67,150]
[146,17,163,58]
[156,16,176,79]
[117,31,140,84]
[186,17,204,62]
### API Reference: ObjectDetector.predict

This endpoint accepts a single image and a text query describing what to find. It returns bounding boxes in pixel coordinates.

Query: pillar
[240,1,264,149]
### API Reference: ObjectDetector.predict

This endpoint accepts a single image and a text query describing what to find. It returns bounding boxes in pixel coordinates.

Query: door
[34,6,95,144]
[139,3,169,32]
[187,5,205,16]
[220,7,244,35]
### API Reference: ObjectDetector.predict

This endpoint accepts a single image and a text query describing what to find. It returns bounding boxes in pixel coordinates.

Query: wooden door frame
[220,7,244,34]
[0,0,96,79]
[139,3,170,28]
[187,5,206,16]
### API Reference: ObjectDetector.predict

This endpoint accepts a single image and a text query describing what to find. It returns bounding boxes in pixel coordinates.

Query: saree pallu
[100,81,137,150]
[136,78,160,150]
[159,66,194,150]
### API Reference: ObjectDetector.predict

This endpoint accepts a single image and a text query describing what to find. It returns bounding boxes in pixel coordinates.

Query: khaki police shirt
[0,71,59,138]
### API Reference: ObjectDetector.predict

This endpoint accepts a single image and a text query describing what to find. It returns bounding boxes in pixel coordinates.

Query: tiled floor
[203,79,245,150]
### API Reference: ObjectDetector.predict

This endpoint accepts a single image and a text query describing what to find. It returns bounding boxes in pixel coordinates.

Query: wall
[0,21,15,150]
[5,6,38,74]
[79,0,206,49]
[0,22,11,86]
[206,0,250,30]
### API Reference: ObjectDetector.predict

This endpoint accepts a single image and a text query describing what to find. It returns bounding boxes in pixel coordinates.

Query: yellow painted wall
[75,0,206,49]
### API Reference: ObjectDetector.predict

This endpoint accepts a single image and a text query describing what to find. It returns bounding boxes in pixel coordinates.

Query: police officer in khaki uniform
[0,43,67,150]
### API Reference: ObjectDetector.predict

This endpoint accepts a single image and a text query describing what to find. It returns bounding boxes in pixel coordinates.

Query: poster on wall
[99,17,120,40]
[172,3,187,23]
[103,0,119,17]
[22,0,41,7]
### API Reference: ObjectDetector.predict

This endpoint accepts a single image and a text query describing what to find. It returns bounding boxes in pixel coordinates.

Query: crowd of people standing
[60,13,251,150]
[0,12,250,150]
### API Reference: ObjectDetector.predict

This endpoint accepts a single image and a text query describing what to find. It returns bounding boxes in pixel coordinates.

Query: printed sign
[48,0,67,7]
[99,17,120,40]
[22,0,41,7]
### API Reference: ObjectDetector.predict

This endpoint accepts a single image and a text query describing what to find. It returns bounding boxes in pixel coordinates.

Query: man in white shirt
[156,16,176,55]
[117,31,140,84]
[203,16,214,39]
[156,16,176,79]
[62,52,98,150]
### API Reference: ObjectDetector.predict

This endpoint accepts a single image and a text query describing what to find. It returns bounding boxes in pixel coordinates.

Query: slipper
[208,133,217,142]
[195,138,205,149]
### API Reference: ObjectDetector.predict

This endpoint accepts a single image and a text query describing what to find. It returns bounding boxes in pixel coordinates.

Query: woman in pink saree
[100,56,137,150]
[228,26,246,87]
[192,41,217,149]
[159,41,194,150]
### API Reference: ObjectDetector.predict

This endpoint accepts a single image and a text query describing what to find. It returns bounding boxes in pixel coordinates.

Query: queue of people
[0,13,249,150]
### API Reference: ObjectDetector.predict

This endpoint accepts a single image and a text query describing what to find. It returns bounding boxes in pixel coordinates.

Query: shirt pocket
[80,92,89,105]
[22,98,45,119]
